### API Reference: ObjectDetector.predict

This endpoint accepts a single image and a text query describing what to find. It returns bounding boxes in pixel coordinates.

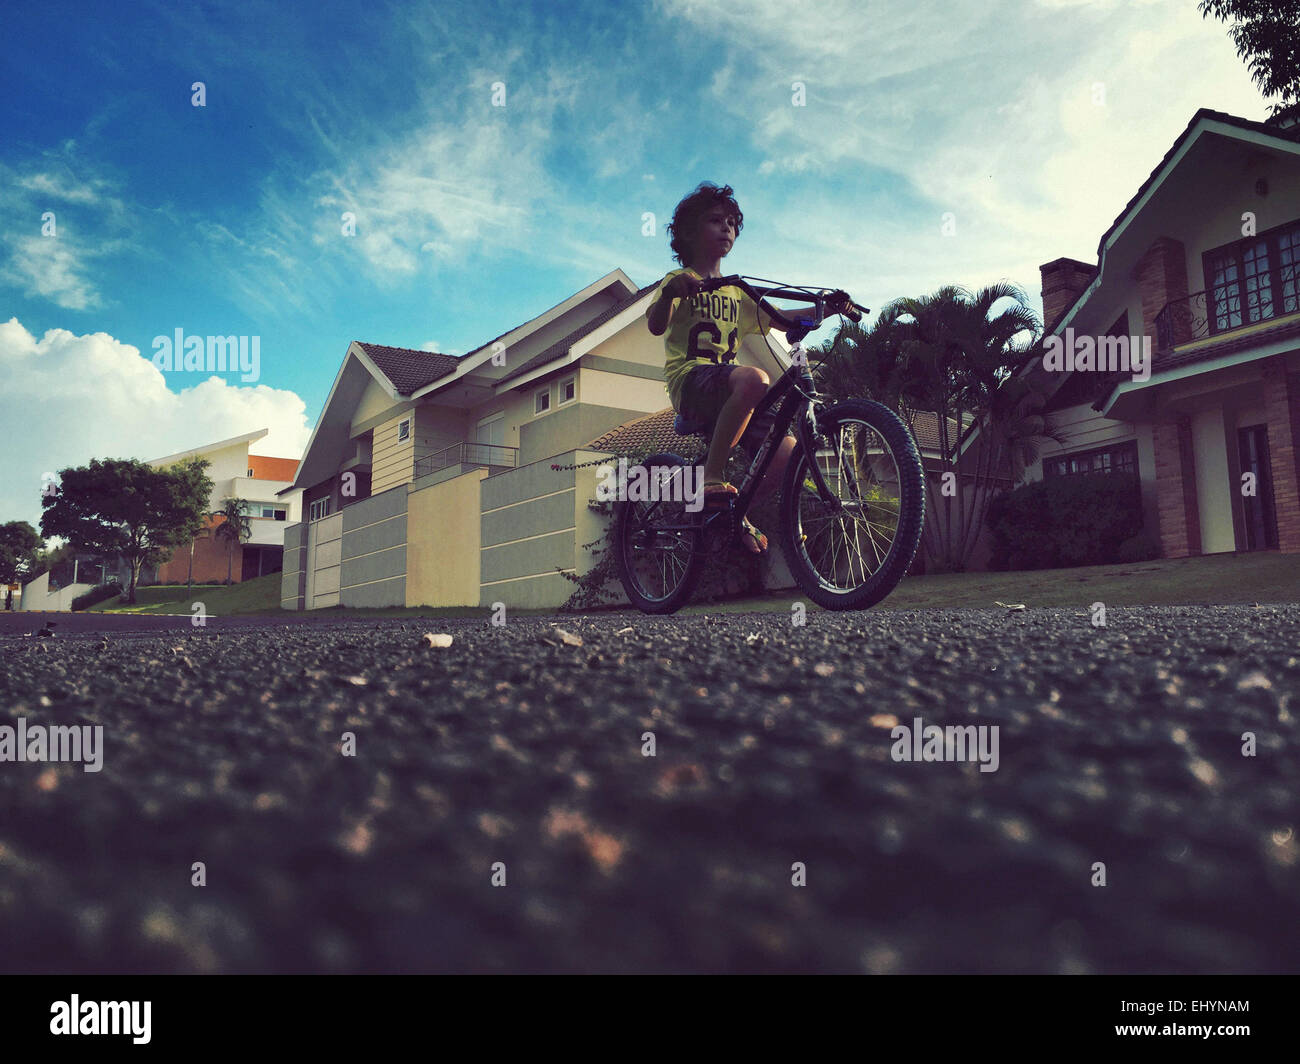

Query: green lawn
[90,552,1300,619]
[93,577,281,615]
[681,551,1300,614]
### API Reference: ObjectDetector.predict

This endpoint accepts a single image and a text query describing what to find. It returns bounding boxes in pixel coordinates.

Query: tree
[813,283,1066,572]
[0,521,43,584]
[167,458,214,593]
[40,458,213,603]
[1200,0,1300,117]
[211,498,252,585]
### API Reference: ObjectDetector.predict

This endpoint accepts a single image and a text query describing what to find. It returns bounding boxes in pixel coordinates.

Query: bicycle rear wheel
[614,454,705,614]
[778,399,925,610]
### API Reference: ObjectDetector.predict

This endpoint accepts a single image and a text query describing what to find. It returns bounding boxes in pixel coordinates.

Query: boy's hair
[666,182,744,266]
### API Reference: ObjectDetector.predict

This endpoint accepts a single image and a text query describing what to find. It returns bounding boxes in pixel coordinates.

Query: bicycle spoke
[797,415,908,594]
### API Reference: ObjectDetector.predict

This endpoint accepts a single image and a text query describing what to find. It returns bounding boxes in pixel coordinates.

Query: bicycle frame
[639,367,842,537]
[693,275,859,522]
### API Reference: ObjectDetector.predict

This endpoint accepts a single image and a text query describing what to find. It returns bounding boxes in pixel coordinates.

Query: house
[150,429,302,584]
[1022,108,1300,559]
[279,269,803,610]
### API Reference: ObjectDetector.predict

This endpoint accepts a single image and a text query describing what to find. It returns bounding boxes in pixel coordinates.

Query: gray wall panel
[341,484,407,532]
[341,545,406,587]
[481,454,575,511]
[481,490,573,548]
[339,576,407,609]
[480,530,573,584]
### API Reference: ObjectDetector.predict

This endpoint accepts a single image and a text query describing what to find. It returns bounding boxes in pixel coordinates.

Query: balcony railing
[1154,290,1209,351]
[413,441,519,480]
[1156,285,1300,351]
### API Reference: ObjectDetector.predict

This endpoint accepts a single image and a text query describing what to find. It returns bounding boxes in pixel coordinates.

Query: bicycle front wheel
[778,399,925,610]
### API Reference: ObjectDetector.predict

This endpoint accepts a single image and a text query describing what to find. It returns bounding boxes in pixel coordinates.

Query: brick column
[1134,237,1190,345]
[1153,416,1201,557]
[1261,356,1300,552]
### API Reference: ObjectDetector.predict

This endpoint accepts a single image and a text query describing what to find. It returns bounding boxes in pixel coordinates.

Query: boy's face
[693,205,737,259]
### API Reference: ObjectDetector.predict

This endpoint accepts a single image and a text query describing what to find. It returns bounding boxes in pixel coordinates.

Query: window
[398,419,411,441]
[309,497,331,521]
[560,376,576,404]
[476,413,505,447]
[535,388,550,414]
[247,467,255,477]
[1204,220,1300,334]
[1044,441,1137,479]
[252,505,288,520]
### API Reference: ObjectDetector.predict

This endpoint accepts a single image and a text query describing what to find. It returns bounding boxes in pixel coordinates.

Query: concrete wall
[281,522,307,609]
[339,485,408,607]
[407,468,486,607]
[19,572,96,611]
[479,450,579,608]
[304,511,342,609]
[518,401,650,465]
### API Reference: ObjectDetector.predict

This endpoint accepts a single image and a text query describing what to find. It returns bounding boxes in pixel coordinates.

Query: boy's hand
[667,271,703,301]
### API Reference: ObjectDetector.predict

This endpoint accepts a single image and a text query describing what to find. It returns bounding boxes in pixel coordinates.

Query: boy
[644,182,792,555]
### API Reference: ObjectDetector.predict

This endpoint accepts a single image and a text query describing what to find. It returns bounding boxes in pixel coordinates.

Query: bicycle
[614,274,926,615]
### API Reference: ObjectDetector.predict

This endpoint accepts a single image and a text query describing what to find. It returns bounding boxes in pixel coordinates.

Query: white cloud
[0,318,313,531]
[3,236,102,311]
[0,152,132,312]
[650,0,1269,323]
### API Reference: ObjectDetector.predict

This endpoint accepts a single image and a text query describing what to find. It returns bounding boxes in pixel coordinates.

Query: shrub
[986,473,1144,570]
[71,580,123,611]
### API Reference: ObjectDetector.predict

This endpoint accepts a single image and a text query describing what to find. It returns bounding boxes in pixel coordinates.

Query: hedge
[71,580,123,611]
[987,473,1149,570]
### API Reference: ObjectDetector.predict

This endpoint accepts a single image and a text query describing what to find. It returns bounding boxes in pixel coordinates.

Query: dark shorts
[678,362,792,458]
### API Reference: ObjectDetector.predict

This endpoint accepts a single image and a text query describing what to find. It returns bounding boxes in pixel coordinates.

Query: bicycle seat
[673,412,710,438]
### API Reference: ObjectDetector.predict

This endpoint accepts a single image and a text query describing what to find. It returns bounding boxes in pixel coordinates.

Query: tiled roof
[586,407,704,457]
[354,342,461,396]
[498,282,660,386]
[586,405,953,458]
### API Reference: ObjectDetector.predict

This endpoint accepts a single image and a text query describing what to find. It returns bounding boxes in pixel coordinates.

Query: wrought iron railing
[413,442,519,480]
[1156,285,1300,351]
[1154,290,1209,350]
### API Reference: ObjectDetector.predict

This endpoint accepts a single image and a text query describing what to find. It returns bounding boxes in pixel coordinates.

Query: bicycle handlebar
[696,275,866,329]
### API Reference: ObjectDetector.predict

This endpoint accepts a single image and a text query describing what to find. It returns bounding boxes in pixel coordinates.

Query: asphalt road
[1,604,1296,973]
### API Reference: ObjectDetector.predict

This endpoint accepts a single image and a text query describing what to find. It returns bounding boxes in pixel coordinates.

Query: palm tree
[814,283,1066,572]
[211,498,252,585]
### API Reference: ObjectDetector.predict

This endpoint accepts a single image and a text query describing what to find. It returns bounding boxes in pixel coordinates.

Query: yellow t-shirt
[652,267,767,409]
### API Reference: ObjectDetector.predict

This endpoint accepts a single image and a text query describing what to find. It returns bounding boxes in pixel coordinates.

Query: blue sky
[0,0,1270,529]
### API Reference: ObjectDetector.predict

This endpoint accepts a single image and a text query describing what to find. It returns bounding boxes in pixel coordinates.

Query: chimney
[1039,257,1098,333]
